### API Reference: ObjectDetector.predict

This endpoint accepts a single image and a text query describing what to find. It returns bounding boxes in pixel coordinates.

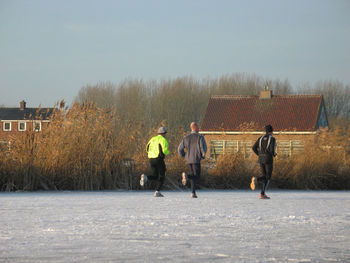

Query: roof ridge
[0,107,55,110]
[211,95,255,99]
[273,94,322,97]
[210,94,323,100]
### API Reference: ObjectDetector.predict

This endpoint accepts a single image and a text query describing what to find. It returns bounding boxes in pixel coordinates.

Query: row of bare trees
[296,80,350,120]
[76,75,350,133]
[1,74,349,191]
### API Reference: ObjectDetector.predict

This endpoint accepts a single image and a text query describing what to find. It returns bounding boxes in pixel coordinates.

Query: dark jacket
[178,131,207,164]
[252,134,277,164]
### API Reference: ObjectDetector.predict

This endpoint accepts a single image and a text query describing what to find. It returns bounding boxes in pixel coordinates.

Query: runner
[140,127,170,197]
[251,124,277,199]
[178,122,207,198]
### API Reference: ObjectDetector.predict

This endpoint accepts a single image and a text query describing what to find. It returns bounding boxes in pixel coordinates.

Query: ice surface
[0,190,349,262]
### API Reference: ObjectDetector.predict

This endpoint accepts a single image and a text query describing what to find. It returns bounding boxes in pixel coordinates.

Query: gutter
[200,131,317,135]
[1,120,50,122]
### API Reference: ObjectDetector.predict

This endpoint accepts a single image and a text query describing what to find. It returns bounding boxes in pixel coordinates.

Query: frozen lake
[0,190,349,262]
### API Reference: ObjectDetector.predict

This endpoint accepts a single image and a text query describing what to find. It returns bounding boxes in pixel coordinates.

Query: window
[33,121,41,132]
[277,140,304,157]
[210,139,305,159]
[3,122,11,131]
[210,140,252,159]
[18,121,26,131]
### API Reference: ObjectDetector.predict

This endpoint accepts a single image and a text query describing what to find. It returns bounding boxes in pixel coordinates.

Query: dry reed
[0,106,349,191]
[0,103,137,191]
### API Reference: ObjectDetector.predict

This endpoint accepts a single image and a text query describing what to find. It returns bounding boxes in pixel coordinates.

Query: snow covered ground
[0,190,349,263]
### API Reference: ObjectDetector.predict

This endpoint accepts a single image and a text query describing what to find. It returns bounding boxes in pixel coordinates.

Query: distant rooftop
[0,100,56,121]
[201,92,328,132]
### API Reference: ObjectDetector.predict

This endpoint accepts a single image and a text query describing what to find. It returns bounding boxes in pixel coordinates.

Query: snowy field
[0,190,349,263]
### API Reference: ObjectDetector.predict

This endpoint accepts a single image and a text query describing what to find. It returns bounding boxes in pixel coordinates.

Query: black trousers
[258,162,273,195]
[186,163,201,194]
[149,158,166,191]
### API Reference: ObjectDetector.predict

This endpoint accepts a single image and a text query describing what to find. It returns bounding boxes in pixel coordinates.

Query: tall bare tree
[297,80,350,118]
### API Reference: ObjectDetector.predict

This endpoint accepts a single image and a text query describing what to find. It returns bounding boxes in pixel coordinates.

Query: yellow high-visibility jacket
[146,135,170,159]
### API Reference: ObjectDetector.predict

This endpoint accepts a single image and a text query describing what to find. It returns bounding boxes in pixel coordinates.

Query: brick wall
[0,121,49,142]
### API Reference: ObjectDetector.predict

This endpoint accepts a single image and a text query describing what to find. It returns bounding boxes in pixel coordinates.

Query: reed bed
[0,103,137,191]
[0,105,349,191]
[273,126,350,189]
[207,126,350,190]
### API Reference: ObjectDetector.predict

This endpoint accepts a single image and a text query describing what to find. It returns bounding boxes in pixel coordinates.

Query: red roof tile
[201,95,324,132]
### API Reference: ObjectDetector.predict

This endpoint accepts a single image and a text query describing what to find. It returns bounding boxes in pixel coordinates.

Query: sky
[0,0,349,107]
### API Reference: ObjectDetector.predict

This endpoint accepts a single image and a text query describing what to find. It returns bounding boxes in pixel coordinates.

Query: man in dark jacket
[178,122,207,198]
[251,124,277,199]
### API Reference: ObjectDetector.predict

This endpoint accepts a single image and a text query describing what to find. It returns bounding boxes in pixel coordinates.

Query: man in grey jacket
[178,122,207,198]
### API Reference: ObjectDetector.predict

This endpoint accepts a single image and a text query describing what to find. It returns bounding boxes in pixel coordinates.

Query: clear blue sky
[1,0,349,107]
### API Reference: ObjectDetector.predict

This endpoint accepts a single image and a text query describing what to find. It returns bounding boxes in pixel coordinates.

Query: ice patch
[287,259,311,262]
[0,190,349,262]
[42,228,55,232]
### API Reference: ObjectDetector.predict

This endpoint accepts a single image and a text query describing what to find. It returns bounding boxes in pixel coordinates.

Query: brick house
[200,90,329,159]
[0,101,56,143]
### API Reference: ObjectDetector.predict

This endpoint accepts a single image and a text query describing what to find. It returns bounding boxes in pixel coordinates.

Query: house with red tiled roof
[0,100,56,143]
[201,89,328,159]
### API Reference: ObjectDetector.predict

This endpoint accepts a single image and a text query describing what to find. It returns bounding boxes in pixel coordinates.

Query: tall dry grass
[0,103,140,191]
[0,104,349,191]
[207,153,253,189]
[207,126,350,190]
[273,126,350,189]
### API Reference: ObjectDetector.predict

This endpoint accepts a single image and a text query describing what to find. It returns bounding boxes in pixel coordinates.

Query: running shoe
[181,172,187,186]
[250,177,257,190]
[259,194,270,199]
[140,174,148,186]
[154,191,164,197]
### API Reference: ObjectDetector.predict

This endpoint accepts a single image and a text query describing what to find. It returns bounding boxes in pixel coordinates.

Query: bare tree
[297,80,350,118]
[76,82,117,109]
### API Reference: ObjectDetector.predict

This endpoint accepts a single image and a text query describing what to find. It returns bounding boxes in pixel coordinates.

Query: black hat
[265,124,273,133]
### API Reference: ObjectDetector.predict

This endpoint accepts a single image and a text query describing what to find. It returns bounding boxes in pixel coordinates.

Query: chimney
[20,100,26,110]
[59,100,65,109]
[259,85,273,99]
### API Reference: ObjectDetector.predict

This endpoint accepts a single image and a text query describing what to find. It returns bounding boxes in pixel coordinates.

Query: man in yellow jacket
[140,127,170,197]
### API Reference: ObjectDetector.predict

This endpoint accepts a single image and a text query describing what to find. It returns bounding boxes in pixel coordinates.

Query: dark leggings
[149,158,166,191]
[258,163,273,195]
[186,163,201,194]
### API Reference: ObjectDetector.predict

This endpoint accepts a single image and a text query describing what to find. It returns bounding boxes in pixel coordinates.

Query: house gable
[315,100,329,129]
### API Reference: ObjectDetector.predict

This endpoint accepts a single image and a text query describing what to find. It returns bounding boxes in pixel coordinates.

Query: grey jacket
[178,131,207,164]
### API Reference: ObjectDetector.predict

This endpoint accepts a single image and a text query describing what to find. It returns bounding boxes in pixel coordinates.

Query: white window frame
[3,121,11,131]
[277,140,304,157]
[210,140,252,159]
[18,121,27,131]
[33,121,42,132]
